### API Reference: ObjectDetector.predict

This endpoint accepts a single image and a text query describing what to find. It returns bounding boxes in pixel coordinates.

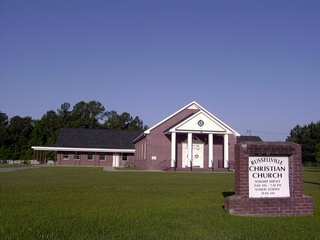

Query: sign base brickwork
[224,142,313,216]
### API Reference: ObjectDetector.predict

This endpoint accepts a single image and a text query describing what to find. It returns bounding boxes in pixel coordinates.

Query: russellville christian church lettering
[248,156,290,198]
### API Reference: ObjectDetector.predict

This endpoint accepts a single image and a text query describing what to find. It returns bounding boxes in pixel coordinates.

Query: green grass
[0,167,319,240]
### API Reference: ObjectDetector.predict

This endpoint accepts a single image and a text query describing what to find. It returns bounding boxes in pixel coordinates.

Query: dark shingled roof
[56,128,144,149]
[237,136,263,143]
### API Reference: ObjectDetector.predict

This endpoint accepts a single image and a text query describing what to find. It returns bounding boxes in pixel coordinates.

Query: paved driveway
[0,165,47,173]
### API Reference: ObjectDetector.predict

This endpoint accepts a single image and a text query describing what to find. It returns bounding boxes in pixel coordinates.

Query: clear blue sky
[1,0,319,141]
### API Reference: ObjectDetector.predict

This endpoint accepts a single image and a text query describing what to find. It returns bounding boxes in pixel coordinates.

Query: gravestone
[224,142,313,216]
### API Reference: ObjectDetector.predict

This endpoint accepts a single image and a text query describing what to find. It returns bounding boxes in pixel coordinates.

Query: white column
[187,133,193,168]
[208,133,213,168]
[171,132,176,168]
[224,134,229,168]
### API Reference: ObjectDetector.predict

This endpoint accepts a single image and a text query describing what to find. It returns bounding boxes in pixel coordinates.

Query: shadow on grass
[221,192,235,211]
[304,169,320,172]
[222,192,235,198]
[303,181,320,186]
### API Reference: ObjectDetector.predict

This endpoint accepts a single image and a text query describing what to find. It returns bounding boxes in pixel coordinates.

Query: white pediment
[170,111,229,133]
[144,101,240,136]
[187,103,200,110]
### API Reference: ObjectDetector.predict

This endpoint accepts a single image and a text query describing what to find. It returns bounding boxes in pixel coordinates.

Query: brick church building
[32,101,243,171]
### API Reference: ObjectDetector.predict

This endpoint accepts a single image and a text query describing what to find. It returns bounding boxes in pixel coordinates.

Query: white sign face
[249,156,290,198]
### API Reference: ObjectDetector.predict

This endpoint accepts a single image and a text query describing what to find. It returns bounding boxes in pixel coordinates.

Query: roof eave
[31,146,135,153]
[144,101,199,134]
[132,133,147,143]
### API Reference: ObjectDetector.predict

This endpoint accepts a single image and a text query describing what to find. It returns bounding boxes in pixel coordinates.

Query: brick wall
[224,142,313,216]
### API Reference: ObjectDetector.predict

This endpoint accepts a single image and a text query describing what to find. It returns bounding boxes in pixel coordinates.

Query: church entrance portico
[168,110,237,170]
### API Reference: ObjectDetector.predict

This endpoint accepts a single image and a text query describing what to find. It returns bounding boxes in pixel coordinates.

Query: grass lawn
[0,167,319,240]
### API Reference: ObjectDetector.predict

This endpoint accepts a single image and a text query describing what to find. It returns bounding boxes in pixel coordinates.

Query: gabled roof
[56,128,143,149]
[32,128,143,152]
[144,101,240,136]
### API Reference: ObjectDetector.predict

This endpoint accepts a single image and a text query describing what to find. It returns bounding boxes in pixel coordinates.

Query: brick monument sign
[224,142,313,216]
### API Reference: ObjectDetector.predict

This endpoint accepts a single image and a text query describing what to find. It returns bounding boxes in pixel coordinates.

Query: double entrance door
[112,154,120,167]
[182,143,204,168]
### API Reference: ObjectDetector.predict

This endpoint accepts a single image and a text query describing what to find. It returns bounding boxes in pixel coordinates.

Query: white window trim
[88,152,94,161]
[63,153,69,160]
[99,153,106,161]
[74,152,80,160]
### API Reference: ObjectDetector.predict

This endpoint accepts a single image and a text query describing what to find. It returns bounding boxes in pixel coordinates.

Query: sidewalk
[103,166,163,172]
[0,165,48,173]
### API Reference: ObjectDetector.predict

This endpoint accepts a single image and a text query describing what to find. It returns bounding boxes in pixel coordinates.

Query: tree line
[1,100,319,164]
[286,121,320,165]
[0,100,148,160]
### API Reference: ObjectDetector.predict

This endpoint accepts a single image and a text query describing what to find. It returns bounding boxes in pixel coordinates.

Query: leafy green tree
[29,109,65,160]
[7,116,33,159]
[40,110,60,143]
[316,149,320,165]
[0,112,9,159]
[1,100,148,160]
[287,121,320,164]
[57,102,72,128]
[118,112,133,129]
[103,110,121,129]
[0,112,8,126]
[0,112,9,145]
[126,115,145,130]
[28,120,44,146]
[103,111,146,130]
[70,101,106,128]
[28,110,61,146]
